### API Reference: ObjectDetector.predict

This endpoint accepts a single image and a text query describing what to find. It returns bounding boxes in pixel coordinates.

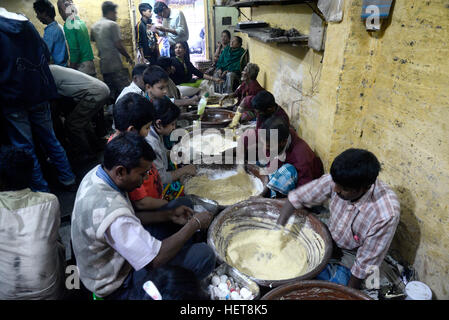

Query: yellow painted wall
[238,4,325,153]
[236,1,449,299]
[2,0,135,79]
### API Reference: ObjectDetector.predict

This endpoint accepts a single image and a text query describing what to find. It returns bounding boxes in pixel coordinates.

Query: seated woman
[257,116,324,198]
[214,36,246,94]
[171,42,222,96]
[205,30,231,76]
[145,97,196,201]
[219,62,264,122]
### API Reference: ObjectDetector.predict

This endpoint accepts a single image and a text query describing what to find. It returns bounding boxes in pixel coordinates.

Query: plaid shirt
[287,174,400,279]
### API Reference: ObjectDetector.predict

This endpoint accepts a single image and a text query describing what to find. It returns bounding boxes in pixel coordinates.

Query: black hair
[102,1,117,16]
[143,65,169,86]
[260,116,290,145]
[33,0,56,19]
[233,36,243,46]
[153,1,168,15]
[175,41,187,50]
[0,145,34,191]
[113,93,154,132]
[152,97,180,126]
[147,266,208,300]
[222,30,231,39]
[103,131,156,172]
[132,64,148,78]
[138,2,152,15]
[251,90,276,111]
[330,148,381,189]
[155,56,173,72]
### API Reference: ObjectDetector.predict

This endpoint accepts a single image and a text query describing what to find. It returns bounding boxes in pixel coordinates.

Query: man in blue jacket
[0,7,76,192]
[33,0,69,66]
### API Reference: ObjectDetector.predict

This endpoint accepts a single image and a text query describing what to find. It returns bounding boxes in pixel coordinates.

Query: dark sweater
[170,56,203,85]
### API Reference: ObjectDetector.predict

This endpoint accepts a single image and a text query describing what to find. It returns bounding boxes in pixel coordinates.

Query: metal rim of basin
[207,198,333,288]
[260,280,372,300]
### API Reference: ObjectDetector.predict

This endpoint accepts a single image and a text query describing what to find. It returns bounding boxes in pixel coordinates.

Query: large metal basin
[181,164,268,209]
[207,198,333,288]
[261,280,372,300]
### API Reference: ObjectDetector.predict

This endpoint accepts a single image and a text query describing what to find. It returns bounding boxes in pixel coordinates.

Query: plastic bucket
[405,281,432,300]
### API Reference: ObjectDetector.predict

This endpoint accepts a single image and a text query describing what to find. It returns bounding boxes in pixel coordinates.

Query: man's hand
[277,199,296,226]
[192,211,214,230]
[170,205,194,225]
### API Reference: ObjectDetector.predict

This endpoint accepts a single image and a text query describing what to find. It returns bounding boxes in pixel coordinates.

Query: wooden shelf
[228,0,314,8]
[235,27,308,44]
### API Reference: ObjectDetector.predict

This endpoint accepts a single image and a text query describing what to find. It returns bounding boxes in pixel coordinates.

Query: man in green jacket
[214,36,245,93]
[57,0,96,76]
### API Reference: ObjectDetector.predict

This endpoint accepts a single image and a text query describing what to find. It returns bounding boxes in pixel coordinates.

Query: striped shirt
[287,174,400,279]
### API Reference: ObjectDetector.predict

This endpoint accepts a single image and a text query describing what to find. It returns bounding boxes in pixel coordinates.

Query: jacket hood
[0,7,29,34]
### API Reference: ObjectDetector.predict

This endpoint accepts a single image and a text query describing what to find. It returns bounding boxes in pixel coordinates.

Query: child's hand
[181,164,196,176]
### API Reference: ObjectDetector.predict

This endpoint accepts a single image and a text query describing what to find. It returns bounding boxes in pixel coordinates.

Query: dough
[190,133,237,155]
[224,223,324,280]
[185,168,259,205]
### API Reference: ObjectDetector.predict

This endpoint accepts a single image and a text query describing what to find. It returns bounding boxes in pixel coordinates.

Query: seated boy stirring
[258,116,324,197]
[145,97,196,200]
[111,92,193,210]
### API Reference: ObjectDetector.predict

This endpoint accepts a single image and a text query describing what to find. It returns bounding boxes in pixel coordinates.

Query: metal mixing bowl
[260,280,372,300]
[181,164,268,209]
[207,198,333,288]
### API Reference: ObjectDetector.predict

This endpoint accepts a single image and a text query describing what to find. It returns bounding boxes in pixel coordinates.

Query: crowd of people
[0,1,400,301]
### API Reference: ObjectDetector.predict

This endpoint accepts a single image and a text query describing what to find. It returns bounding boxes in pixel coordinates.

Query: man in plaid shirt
[277,149,400,289]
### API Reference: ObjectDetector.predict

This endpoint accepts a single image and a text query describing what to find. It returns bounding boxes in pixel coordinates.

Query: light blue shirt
[43,21,68,67]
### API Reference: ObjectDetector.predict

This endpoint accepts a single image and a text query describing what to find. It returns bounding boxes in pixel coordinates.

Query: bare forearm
[174,98,195,107]
[170,168,185,181]
[159,26,177,35]
[277,199,296,226]
[133,197,169,211]
[135,209,172,225]
[115,41,131,60]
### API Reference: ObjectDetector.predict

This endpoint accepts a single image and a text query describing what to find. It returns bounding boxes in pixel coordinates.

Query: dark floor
[51,152,104,260]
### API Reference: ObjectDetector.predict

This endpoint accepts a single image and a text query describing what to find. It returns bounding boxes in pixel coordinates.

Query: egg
[211,275,220,286]
[230,291,241,300]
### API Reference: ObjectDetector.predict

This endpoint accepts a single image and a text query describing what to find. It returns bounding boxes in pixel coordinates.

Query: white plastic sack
[0,196,66,300]
[318,0,344,23]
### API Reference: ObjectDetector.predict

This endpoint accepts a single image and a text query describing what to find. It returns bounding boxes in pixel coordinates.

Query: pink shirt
[287,174,400,279]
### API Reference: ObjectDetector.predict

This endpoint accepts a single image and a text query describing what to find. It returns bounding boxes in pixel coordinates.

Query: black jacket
[135,18,159,64]
[0,13,58,107]
[170,56,203,85]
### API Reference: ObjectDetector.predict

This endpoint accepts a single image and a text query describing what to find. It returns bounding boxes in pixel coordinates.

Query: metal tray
[203,263,261,300]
